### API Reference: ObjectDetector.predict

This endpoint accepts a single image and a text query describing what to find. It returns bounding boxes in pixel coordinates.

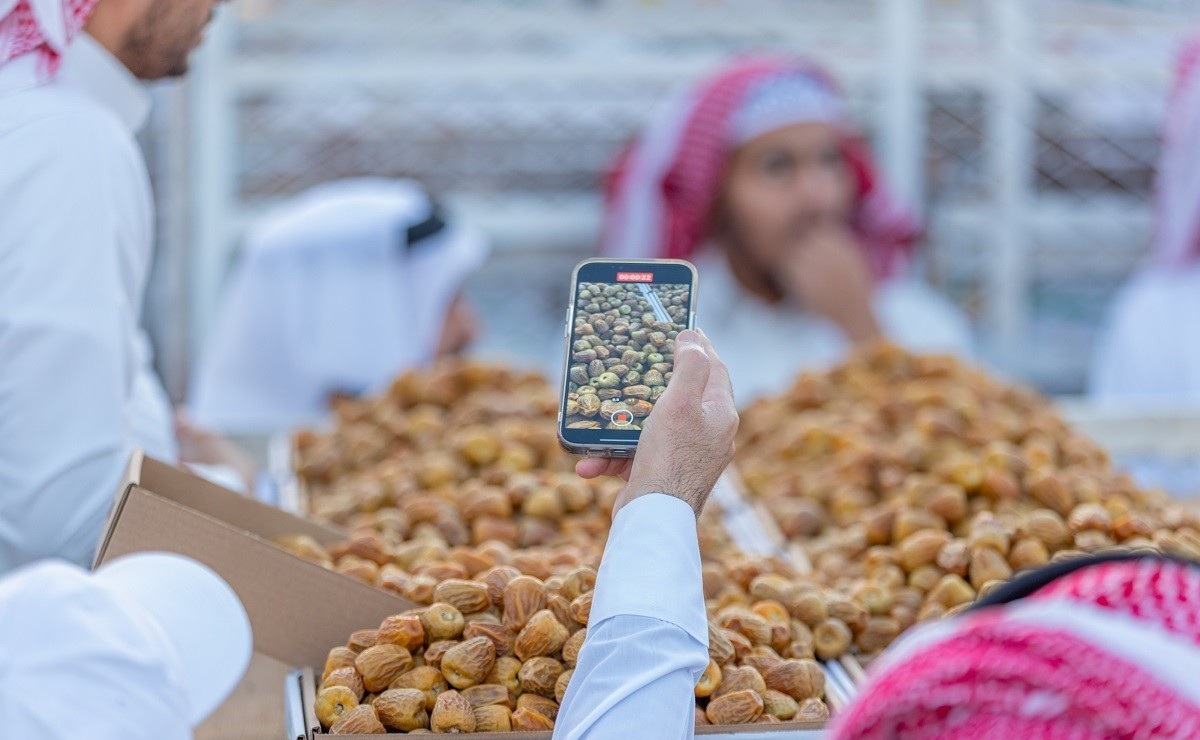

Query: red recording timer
[616,271,655,283]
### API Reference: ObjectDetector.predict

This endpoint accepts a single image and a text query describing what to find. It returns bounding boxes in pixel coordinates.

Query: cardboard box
[95,452,420,669]
[283,668,829,739]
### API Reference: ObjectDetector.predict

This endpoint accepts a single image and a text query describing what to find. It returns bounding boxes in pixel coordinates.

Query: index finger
[696,329,734,408]
[655,330,711,412]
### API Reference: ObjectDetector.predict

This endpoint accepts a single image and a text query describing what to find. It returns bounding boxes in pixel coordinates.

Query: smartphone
[557,258,698,457]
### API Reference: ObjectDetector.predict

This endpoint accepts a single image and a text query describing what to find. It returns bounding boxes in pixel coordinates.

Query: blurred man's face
[120,0,225,79]
[435,292,481,358]
[719,122,856,271]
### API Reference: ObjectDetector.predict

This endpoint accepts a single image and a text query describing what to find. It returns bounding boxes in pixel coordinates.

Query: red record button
[610,409,635,427]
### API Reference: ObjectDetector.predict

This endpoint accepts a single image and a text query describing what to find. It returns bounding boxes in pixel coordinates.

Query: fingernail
[677,329,701,346]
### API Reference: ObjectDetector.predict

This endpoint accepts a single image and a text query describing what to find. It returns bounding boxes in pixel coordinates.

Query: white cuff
[588,494,708,647]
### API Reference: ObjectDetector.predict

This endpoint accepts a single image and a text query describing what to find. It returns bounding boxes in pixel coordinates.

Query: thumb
[656,330,711,409]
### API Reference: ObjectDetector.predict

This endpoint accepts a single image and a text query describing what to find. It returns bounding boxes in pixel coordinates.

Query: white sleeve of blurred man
[188,179,489,435]
[1089,33,1200,404]
[874,279,974,359]
[1090,268,1200,403]
[0,553,251,740]
[0,33,177,573]
[554,494,709,740]
[1086,34,1200,497]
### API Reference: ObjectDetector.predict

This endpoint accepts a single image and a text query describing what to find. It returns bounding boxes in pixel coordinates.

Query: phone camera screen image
[560,261,696,451]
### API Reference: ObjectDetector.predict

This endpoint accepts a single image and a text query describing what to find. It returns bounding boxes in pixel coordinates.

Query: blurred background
[140,0,1200,399]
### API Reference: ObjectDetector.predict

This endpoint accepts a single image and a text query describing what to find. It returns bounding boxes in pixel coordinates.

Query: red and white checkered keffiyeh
[831,558,1200,739]
[0,0,98,77]
[1151,33,1200,267]
[601,56,920,281]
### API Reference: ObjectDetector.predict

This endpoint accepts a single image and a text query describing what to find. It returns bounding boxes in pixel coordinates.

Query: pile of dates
[287,525,831,735]
[734,343,1200,651]
[293,361,623,549]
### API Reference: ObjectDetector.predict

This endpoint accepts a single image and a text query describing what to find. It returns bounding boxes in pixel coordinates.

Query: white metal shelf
[1059,401,1200,458]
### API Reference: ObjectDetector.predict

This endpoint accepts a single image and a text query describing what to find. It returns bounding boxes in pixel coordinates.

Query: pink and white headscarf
[601,56,921,281]
[831,557,1200,739]
[1151,34,1200,267]
[0,0,98,77]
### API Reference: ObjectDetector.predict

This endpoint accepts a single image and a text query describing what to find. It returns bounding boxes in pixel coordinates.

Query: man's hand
[776,224,882,343]
[173,410,259,492]
[576,329,738,518]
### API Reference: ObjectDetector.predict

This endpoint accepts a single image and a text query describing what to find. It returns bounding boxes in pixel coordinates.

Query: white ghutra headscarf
[188,179,490,433]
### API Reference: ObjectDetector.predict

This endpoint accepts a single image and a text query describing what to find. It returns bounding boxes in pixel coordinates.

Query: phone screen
[560,260,696,451]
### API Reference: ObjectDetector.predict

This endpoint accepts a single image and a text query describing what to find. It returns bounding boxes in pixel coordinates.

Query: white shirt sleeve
[876,279,975,359]
[0,115,143,571]
[554,494,709,740]
[1088,269,1200,402]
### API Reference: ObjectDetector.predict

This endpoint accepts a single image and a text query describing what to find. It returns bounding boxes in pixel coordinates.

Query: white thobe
[1089,265,1200,495]
[693,250,974,403]
[0,35,176,572]
[555,494,709,739]
[1090,265,1200,403]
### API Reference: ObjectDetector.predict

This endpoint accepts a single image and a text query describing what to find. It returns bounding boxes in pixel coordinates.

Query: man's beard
[123,5,196,80]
